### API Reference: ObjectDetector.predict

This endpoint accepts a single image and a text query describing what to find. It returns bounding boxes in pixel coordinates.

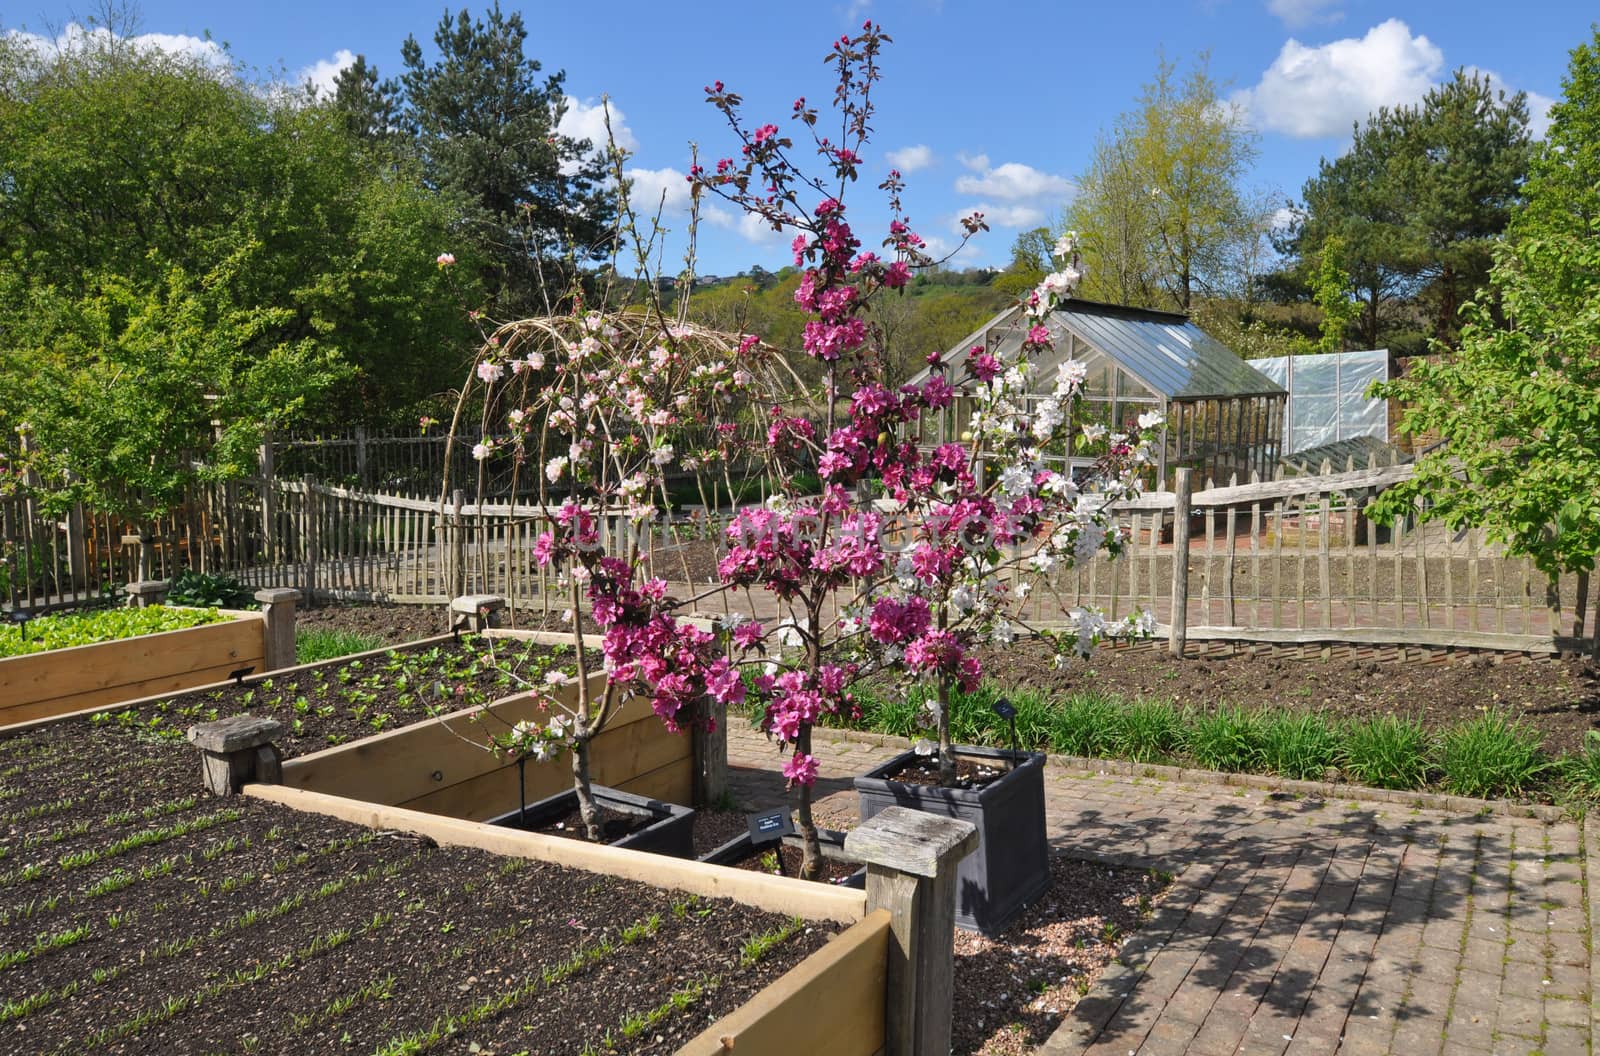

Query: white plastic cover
[1252,349,1388,455]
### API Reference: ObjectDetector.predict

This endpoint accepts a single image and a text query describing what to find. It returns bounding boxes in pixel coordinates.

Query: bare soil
[0,719,832,1056]
[979,638,1600,755]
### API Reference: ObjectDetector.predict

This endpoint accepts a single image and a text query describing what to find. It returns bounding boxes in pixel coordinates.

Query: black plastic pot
[854,745,1048,934]
[699,826,866,888]
[486,785,696,859]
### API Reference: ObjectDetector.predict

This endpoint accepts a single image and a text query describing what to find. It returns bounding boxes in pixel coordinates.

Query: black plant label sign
[993,698,1017,721]
[747,808,794,845]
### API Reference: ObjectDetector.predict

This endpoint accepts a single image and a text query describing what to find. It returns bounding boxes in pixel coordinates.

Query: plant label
[746,808,794,845]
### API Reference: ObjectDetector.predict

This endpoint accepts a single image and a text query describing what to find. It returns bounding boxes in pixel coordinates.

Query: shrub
[1438,711,1550,799]
[1113,699,1185,763]
[294,628,388,665]
[1047,692,1120,758]
[1184,706,1265,773]
[1340,715,1430,790]
[1260,710,1341,781]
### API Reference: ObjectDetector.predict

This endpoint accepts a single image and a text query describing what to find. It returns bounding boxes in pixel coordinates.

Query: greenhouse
[908,299,1288,488]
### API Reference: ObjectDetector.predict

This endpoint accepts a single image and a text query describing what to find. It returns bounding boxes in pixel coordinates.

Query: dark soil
[738,842,859,884]
[295,601,448,645]
[0,719,833,1056]
[980,638,1600,755]
[690,808,752,858]
[878,752,1009,790]
[526,802,653,843]
[127,636,590,759]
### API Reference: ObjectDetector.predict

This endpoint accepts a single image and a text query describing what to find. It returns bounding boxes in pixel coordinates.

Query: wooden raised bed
[0,608,266,727]
[280,670,696,820]
[245,783,889,1056]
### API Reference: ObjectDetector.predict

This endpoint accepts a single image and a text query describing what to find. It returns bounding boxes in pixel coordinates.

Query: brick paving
[726,724,1596,1056]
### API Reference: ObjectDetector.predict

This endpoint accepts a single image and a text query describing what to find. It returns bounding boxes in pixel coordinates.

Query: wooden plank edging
[675,909,890,1056]
[243,783,868,925]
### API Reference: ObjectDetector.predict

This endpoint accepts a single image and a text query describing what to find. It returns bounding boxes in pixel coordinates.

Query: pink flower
[436,252,456,267]
[753,123,779,144]
[883,261,911,289]
[782,752,820,787]
[966,348,1001,384]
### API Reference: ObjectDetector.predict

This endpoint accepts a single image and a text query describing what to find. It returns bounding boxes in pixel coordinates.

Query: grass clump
[1260,710,1342,781]
[1183,706,1264,773]
[294,628,388,665]
[1340,715,1430,790]
[1438,711,1549,799]
[1047,692,1120,758]
[1112,698,1185,762]
[1558,732,1600,800]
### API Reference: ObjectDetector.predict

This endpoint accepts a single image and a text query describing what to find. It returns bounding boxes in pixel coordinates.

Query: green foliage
[0,606,225,658]
[294,628,390,665]
[166,571,254,610]
[1069,53,1268,312]
[397,5,615,315]
[1293,70,1531,349]
[1111,699,1185,763]
[1339,715,1430,790]
[0,33,477,519]
[1183,705,1265,773]
[1310,236,1360,353]
[1259,710,1341,780]
[1557,733,1600,800]
[1370,31,1600,579]
[1438,712,1550,799]
[1046,692,1120,758]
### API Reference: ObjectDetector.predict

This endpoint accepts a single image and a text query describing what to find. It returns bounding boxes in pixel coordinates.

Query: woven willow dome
[907,299,1288,488]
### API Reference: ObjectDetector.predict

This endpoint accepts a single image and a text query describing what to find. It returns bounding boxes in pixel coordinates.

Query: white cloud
[296,48,354,99]
[954,160,1072,202]
[624,167,693,214]
[886,144,934,173]
[956,202,1046,229]
[1234,19,1443,138]
[5,23,229,68]
[704,207,786,246]
[956,151,990,172]
[557,95,638,153]
[1266,0,1343,30]
[1467,67,1555,139]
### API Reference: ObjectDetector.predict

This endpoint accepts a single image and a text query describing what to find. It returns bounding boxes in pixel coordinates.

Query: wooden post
[188,716,284,796]
[844,807,978,1056]
[304,475,321,603]
[259,432,277,562]
[693,695,728,808]
[451,488,467,598]
[1169,468,1192,657]
[255,588,302,671]
[449,593,505,633]
[355,426,370,489]
[126,578,170,608]
[65,501,88,593]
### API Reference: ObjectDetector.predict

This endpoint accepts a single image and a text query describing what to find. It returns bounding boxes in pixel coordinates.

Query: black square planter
[854,745,1048,934]
[486,785,696,859]
[698,826,866,888]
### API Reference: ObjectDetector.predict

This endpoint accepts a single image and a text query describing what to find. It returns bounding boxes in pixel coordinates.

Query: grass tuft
[1438,711,1549,799]
[1259,710,1342,781]
[1340,715,1430,790]
[294,628,389,665]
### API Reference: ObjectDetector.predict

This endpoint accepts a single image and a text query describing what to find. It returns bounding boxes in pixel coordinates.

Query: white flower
[1052,232,1078,259]
[507,408,526,426]
[524,351,545,371]
[1028,550,1056,573]
[471,441,493,461]
[999,463,1032,496]
[476,360,505,385]
[1137,410,1165,432]
[651,444,674,467]
[545,456,566,483]
[950,584,976,613]
[1056,360,1087,393]
[777,622,803,648]
[1081,423,1107,444]
[992,619,1015,646]
[913,738,936,756]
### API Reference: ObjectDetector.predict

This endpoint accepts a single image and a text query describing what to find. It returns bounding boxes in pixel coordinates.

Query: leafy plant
[1558,732,1600,799]
[1112,698,1185,763]
[1259,710,1341,781]
[294,628,388,665]
[1438,711,1550,799]
[0,606,226,659]
[1184,706,1265,773]
[167,570,255,610]
[1047,692,1120,758]
[1340,715,1431,790]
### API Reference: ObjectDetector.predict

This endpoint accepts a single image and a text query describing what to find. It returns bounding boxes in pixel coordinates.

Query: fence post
[844,806,978,1056]
[255,588,302,671]
[1169,467,1192,657]
[65,501,88,593]
[304,475,320,603]
[449,593,504,633]
[259,432,276,562]
[355,426,370,489]
[693,695,728,807]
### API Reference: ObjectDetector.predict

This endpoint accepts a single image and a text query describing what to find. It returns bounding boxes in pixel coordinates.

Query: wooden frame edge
[243,782,868,926]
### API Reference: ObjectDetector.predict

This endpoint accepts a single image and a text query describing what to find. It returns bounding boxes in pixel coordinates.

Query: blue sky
[6,1,1594,277]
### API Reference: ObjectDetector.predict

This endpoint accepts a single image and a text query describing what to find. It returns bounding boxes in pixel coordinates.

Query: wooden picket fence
[6,456,1597,655]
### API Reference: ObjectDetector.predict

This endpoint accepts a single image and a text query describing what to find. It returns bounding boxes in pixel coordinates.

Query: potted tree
[695,25,1159,918]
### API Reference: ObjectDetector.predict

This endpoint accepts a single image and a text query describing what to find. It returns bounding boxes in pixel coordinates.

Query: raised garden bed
[0,716,836,1054]
[699,825,865,887]
[0,605,266,728]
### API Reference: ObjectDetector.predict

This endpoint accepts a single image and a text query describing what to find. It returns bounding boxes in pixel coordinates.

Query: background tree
[0,27,477,521]
[399,4,616,316]
[329,53,400,141]
[1293,71,1530,351]
[1068,54,1266,312]
[1310,236,1360,353]
[1370,29,1600,582]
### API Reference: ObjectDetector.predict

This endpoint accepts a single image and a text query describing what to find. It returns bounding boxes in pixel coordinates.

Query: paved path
[727,724,1597,1056]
